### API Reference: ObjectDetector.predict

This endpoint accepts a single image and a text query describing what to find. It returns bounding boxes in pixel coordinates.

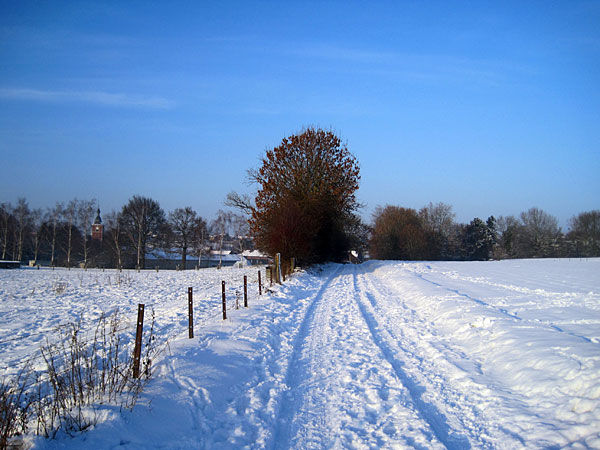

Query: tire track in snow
[412,270,598,346]
[352,264,473,450]
[358,265,536,448]
[269,264,343,449]
[270,264,443,448]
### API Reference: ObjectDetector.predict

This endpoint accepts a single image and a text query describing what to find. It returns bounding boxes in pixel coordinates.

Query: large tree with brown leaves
[369,206,431,260]
[249,128,361,265]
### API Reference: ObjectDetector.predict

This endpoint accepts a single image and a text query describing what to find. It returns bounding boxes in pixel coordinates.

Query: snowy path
[271,265,447,449]
[7,259,598,449]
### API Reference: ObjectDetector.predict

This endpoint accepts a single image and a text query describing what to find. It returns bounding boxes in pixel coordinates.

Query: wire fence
[2,259,299,379]
[1,264,296,445]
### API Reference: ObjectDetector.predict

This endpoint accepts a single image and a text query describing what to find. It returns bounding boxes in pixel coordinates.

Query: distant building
[146,249,242,270]
[241,250,271,265]
[91,209,103,241]
[0,260,20,269]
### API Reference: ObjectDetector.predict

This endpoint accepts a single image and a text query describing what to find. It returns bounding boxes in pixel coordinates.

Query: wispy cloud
[286,43,534,87]
[0,88,174,109]
[277,42,533,87]
[287,43,397,64]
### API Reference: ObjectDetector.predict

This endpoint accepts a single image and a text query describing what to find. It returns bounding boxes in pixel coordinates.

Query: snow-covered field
[0,266,265,377]
[1,259,599,448]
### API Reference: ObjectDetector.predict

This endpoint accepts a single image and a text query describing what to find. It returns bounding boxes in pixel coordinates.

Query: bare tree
[230,213,250,254]
[211,210,232,268]
[517,207,561,257]
[47,203,63,267]
[78,199,96,268]
[0,202,13,260]
[225,192,254,215]
[567,210,600,257]
[61,199,79,268]
[104,211,124,269]
[168,207,207,269]
[194,218,208,269]
[419,202,455,237]
[419,202,456,259]
[29,208,44,264]
[120,196,166,269]
[13,198,31,262]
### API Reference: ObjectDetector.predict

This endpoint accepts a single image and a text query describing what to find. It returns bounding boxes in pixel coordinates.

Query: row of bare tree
[0,196,250,269]
[370,203,600,261]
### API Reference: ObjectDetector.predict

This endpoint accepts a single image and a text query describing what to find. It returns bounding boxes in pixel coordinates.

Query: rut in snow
[270,265,342,449]
[270,264,467,449]
[351,265,472,449]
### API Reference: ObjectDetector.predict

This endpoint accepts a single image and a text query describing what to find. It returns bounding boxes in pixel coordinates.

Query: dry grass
[1,309,159,446]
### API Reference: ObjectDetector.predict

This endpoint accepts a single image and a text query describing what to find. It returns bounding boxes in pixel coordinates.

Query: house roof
[242,250,270,259]
[146,250,241,262]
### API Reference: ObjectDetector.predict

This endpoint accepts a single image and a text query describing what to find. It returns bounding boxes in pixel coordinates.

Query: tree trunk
[114,229,122,269]
[218,234,224,268]
[114,233,122,269]
[67,224,72,268]
[17,221,24,262]
[33,233,40,263]
[137,235,142,269]
[83,236,88,268]
[51,222,57,266]
[1,225,7,259]
[11,228,17,260]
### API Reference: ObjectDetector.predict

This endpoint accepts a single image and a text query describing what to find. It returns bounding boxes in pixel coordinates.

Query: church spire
[92,208,103,241]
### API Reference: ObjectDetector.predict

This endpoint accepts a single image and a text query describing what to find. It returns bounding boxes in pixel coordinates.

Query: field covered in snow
[0,266,265,377]
[1,259,599,448]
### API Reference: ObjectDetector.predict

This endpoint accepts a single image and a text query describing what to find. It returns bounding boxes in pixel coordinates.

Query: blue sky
[1,1,599,227]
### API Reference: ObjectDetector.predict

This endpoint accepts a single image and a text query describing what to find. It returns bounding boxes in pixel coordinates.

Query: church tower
[91,208,103,241]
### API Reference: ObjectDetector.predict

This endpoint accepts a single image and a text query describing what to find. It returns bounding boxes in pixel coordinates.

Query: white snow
[1,259,599,448]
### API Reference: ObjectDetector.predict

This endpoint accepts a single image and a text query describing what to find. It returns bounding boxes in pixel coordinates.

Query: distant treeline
[0,196,250,269]
[369,203,600,261]
[2,197,598,268]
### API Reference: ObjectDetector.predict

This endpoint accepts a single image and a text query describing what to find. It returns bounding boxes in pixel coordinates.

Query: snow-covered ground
[0,266,265,377]
[1,259,599,448]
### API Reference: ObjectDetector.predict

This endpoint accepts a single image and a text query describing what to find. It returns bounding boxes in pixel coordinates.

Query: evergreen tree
[461,217,495,260]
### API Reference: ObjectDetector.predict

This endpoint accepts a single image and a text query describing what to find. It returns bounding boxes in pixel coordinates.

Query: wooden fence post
[133,303,145,378]
[222,281,227,320]
[258,270,262,295]
[275,253,282,284]
[188,287,194,339]
[244,275,248,307]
